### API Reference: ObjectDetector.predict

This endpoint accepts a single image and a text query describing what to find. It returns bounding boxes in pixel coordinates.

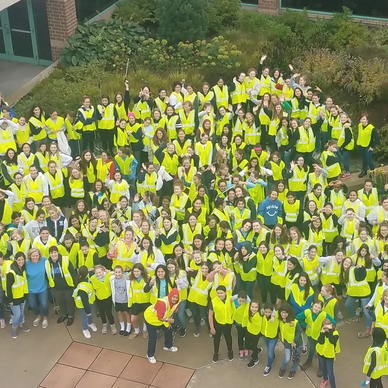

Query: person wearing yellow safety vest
[45,109,65,141]
[144,287,180,364]
[106,171,130,205]
[321,140,341,183]
[187,261,213,337]
[337,113,354,179]
[209,285,235,363]
[133,86,154,121]
[285,156,309,203]
[33,227,57,258]
[357,114,379,178]
[315,319,340,388]
[230,72,247,111]
[170,180,190,223]
[319,250,344,299]
[5,252,29,339]
[278,303,304,380]
[154,88,168,115]
[359,179,388,217]
[154,216,178,260]
[282,191,301,229]
[363,327,388,388]
[35,142,49,173]
[0,188,14,226]
[114,80,130,121]
[233,242,257,299]
[73,265,97,339]
[340,257,372,339]
[22,165,48,205]
[2,148,20,186]
[65,111,82,158]
[296,300,336,372]
[341,190,366,220]
[320,203,339,253]
[77,96,99,152]
[257,54,272,98]
[114,146,138,189]
[68,168,85,207]
[90,264,117,335]
[180,214,202,249]
[288,272,314,316]
[44,161,66,207]
[368,197,388,237]
[16,143,36,177]
[212,78,229,110]
[0,117,17,156]
[169,81,185,114]
[28,105,46,152]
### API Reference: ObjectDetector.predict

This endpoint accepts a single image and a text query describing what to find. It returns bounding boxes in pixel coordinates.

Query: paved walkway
[0,307,373,388]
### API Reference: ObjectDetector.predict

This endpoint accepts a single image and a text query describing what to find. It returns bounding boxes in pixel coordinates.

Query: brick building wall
[258,0,279,13]
[46,0,77,60]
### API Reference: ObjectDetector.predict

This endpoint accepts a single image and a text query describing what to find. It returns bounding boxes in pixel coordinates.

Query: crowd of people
[0,56,387,388]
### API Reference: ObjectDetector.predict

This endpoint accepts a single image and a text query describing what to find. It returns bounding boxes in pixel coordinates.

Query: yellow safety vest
[78,107,96,132]
[15,123,30,145]
[357,123,374,147]
[347,266,370,298]
[112,241,135,271]
[358,188,378,216]
[337,125,354,150]
[321,257,341,285]
[35,152,49,173]
[321,215,338,244]
[316,330,341,359]
[90,272,112,300]
[129,277,150,306]
[213,85,229,109]
[280,320,298,344]
[58,243,79,269]
[212,296,235,325]
[45,256,74,288]
[271,259,287,288]
[303,255,319,283]
[114,154,134,177]
[195,141,213,168]
[17,153,35,176]
[256,251,274,277]
[23,175,45,203]
[363,345,388,379]
[69,178,85,199]
[44,170,65,199]
[284,200,300,223]
[110,180,129,204]
[330,115,341,140]
[305,309,326,340]
[289,167,308,192]
[242,308,262,335]
[170,193,189,221]
[65,117,82,140]
[96,159,113,181]
[233,301,247,325]
[98,104,116,130]
[45,116,65,140]
[77,249,97,272]
[259,74,271,96]
[179,110,195,136]
[144,297,179,327]
[33,237,57,258]
[262,315,279,338]
[231,81,246,105]
[235,254,257,282]
[73,281,95,308]
[181,223,202,248]
[210,272,234,298]
[29,115,47,141]
[321,151,341,179]
[6,269,28,299]
[188,272,212,307]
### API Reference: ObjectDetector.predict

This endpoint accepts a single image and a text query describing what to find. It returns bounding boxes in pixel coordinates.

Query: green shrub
[60,19,146,68]
[156,0,208,44]
[206,0,241,35]
[114,0,157,25]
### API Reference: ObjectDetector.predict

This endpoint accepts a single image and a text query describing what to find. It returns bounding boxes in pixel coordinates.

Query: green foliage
[132,37,241,75]
[374,127,388,163]
[114,0,157,25]
[60,19,146,68]
[156,0,208,44]
[206,0,241,34]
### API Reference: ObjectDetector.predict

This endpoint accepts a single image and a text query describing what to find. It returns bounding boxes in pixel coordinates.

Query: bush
[133,36,241,75]
[114,0,157,25]
[60,19,146,68]
[206,0,241,35]
[374,126,388,163]
[156,0,208,44]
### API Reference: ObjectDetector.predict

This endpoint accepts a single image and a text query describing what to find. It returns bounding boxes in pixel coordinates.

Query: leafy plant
[114,0,157,25]
[60,19,146,68]
[206,0,241,35]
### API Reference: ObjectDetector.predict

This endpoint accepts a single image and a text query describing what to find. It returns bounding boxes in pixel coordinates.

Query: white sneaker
[147,355,157,364]
[356,307,362,316]
[88,323,98,332]
[185,308,192,317]
[189,317,194,324]
[42,319,48,329]
[200,318,206,326]
[83,329,91,338]
[9,316,12,325]
[163,346,178,352]
[0,319,6,328]
[102,323,108,334]
[33,317,41,327]
[337,310,344,320]
[110,324,117,335]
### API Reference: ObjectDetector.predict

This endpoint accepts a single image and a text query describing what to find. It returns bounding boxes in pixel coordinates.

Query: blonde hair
[28,248,42,261]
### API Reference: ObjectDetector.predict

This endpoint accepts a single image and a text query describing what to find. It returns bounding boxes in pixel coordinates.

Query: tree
[206,0,241,34]
[156,0,208,44]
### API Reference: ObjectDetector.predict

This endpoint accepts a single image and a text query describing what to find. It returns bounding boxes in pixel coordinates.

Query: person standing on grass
[143,288,180,364]
[357,113,378,178]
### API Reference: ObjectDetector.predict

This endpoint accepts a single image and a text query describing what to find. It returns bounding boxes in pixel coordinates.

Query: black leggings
[214,320,233,354]
[245,331,261,360]
[257,274,272,304]
[82,131,95,151]
[370,377,383,388]
[99,128,115,153]
[236,324,246,351]
[95,296,114,325]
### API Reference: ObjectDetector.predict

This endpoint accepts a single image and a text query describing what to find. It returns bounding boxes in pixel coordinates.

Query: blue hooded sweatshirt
[258,196,283,226]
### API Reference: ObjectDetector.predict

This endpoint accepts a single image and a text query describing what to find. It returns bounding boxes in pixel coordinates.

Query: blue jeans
[281,343,301,372]
[263,336,278,367]
[174,299,186,329]
[10,302,26,329]
[240,280,255,299]
[28,289,49,317]
[335,147,343,165]
[345,296,372,329]
[318,355,336,388]
[342,149,350,172]
[145,321,173,357]
[80,305,93,330]
[360,146,375,172]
